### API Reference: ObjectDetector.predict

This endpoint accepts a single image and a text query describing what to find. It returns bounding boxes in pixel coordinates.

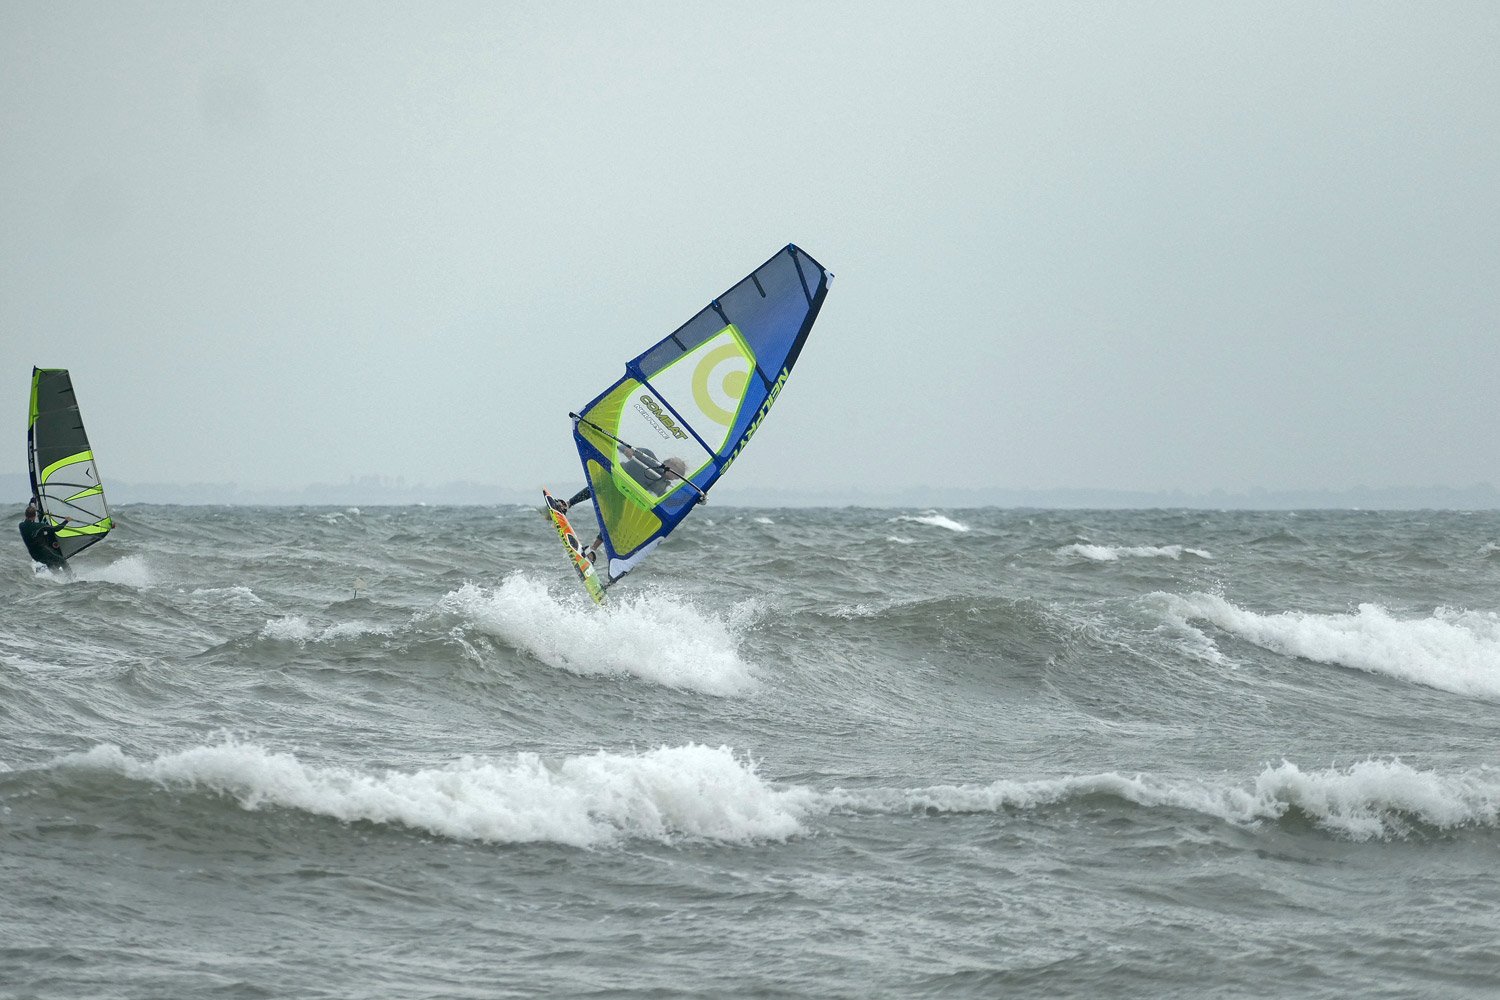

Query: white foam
[441,576,758,696]
[1249,759,1500,839]
[190,586,265,606]
[0,650,61,674]
[845,759,1500,841]
[826,603,880,619]
[891,512,970,533]
[259,616,391,644]
[1155,593,1500,699]
[886,535,916,544]
[59,739,809,847]
[753,516,774,525]
[68,554,155,588]
[49,738,1500,844]
[1061,543,1211,562]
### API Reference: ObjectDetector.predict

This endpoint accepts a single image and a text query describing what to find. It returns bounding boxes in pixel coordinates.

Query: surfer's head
[664,457,686,479]
[24,503,37,520]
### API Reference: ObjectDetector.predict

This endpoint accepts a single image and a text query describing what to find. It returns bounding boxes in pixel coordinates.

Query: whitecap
[58,739,809,847]
[441,576,758,696]
[72,554,155,588]
[259,615,391,644]
[835,758,1500,841]
[1153,592,1500,699]
[1060,543,1211,562]
[190,586,265,606]
[890,512,970,533]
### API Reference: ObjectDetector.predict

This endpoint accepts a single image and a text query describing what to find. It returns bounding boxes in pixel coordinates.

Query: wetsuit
[566,447,677,509]
[619,447,676,495]
[19,519,68,568]
[556,447,684,566]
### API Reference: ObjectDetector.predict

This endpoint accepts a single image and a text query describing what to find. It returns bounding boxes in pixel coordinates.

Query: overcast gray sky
[3,2,1496,501]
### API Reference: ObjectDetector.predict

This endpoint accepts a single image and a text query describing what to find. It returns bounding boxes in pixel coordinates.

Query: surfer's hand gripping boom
[568,412,709,503]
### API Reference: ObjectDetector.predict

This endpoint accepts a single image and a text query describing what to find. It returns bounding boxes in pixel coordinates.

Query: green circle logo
[693,343,749,426]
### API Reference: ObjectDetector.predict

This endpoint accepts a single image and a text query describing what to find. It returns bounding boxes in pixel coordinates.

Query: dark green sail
[28,367,112,559]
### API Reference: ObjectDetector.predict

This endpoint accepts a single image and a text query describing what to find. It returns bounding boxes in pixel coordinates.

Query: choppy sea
[3,504,1499,998]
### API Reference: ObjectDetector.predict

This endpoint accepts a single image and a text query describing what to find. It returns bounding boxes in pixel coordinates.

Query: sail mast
[27,367,113,559]
[567,244,833,586]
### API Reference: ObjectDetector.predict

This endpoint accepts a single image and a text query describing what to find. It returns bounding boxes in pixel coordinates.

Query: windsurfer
[19,501,70,569]
[548,446,690,565]
[549,445,689,515]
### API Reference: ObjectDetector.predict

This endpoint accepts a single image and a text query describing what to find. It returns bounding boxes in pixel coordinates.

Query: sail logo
[691,338,751,428]
[638,395,689,440]
[723,367,789,471]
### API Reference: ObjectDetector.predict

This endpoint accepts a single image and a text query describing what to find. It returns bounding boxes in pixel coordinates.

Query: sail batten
[27,367,112,560]
[569,244,832,587]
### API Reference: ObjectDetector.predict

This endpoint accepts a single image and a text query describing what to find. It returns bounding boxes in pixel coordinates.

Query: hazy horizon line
[8,473,1500,511]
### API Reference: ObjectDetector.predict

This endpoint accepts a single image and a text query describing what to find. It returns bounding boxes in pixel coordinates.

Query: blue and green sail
[28,367,112,560]
[570,244,832,587]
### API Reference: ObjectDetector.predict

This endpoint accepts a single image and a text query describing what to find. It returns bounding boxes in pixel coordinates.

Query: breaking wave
[890,512,969,533]
[843,758,1500,841]
[1060,543,1211,562]
[440,576,760,696]
[1152,593,1500,699]
[59,739,809,848]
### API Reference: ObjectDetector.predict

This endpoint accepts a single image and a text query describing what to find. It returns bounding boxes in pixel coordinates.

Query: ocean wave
[68,554,155,588]
[1248,530,1309,546]
[38,740,1500,846]
[190,586,265,606]
[1059,543,1211,562]
[818,593,1035,631]
[1152,593,1500,699]
[259,616,393,644]
[846,759,1500,841]
[57,739,809,848]
[890,512,970,533]
[440,576,759,696]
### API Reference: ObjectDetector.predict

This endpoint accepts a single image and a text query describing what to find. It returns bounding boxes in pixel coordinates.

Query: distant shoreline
[7,472,1499,511]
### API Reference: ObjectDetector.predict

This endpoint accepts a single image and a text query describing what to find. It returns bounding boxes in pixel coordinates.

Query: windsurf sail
[27,367,112,559]
[568,243,832,588]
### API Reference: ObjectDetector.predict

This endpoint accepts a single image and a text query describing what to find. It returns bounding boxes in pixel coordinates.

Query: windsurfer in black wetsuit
[548,446,692,563]
[19,500,71,570]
